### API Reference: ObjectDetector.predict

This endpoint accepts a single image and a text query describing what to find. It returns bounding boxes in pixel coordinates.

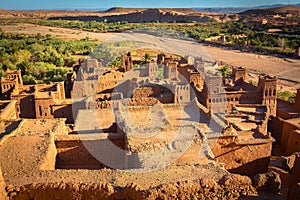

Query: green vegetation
[0,18,299,85]
[0,30,96,84]
[0,19,135,33]
[2,18,299,56]
[248,80,258,87]
[90,40,145,66]
[110,56,122,67]
[277,90,296,103]
[219,65,231,77]
[144,53,151,62]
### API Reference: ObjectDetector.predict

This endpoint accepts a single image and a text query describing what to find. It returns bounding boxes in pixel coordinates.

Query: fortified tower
[121,52,133,72]
[1,69,23,99]
[232,67,246,83]
[258,75,277,116]
[146,61,158,81]
[164,62,178,81]
[174,84,190,103]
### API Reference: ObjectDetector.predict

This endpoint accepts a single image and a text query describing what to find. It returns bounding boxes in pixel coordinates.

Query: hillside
[103,7,198,14]
[50,8,237,23]
[269,5,300,13]
[240,5,300,16]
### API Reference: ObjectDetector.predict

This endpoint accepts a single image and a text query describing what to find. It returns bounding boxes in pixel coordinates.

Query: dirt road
[1,23,299,90]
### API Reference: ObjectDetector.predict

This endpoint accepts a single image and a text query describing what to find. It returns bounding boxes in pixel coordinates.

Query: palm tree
[144,53,151,63]
[219,65,231,77]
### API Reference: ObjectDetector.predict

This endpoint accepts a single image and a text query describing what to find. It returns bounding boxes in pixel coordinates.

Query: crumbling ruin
[0,49,299,199]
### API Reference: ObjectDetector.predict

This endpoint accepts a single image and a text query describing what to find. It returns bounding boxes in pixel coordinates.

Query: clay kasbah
[0,1,300,200]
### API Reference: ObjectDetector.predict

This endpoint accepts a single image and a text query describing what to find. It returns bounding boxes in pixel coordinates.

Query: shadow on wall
[0,120,21,139]
[19,95,36,118]
[55,138,142,170]
[53,105,74,124]
[229,157,271,178]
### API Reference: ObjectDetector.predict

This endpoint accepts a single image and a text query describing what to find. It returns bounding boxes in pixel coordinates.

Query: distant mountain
[194,3,300,13]
[102,7,198,14]
[239,5,300,16]
[50,8,238,23]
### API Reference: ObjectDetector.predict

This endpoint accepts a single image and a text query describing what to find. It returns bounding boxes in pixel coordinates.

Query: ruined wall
[190,73,204,90]
[12,94,36,118]
[269,116,285,142]
[233,67,246,83]
[281,121,299,154]
[163,62,177,80]
[212,136,273,177]
[286,130,300,155]
[0,100,17,120]
[55,82,66,100]
[34,98,55,120]
[121,52,133,72]
[97,71,124,93]
[295,89,300,111]
[39,132,57,171]
[10,174,256,200]
[290,153,300,187]
[1,79,18,99]
[0,168,7,200]
[55,139,106,169]
[1,70,22,99]
[132,85,174,104]
[55,135,125,169]
[65,72,75,98]
[92,98,159,110]
[146,62,158,81]
[225,91,262,113]
[53,104,73,124]
[174,84,190,103]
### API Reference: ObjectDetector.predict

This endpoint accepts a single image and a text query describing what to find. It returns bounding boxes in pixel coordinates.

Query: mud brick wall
[212,136,273,177]
[55,136,125,169]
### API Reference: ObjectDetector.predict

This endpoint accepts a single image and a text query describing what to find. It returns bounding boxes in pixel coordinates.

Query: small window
[39,106,42,116]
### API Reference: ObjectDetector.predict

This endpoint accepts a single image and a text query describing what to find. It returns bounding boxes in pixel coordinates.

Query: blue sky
[0,0,299,10]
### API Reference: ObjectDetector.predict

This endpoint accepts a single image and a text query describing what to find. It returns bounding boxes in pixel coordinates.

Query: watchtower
[232,67,246,83]
[121,52,133,72]
[175,84,190,103]
[258,75,277,116]
[1,69,23,99]
[164,62,178,81]
[146,61,158,81]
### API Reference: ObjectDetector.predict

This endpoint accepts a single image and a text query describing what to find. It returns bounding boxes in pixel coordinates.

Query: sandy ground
[1,23,299,91]
[0,23,112,41]
[202,45,300,91]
